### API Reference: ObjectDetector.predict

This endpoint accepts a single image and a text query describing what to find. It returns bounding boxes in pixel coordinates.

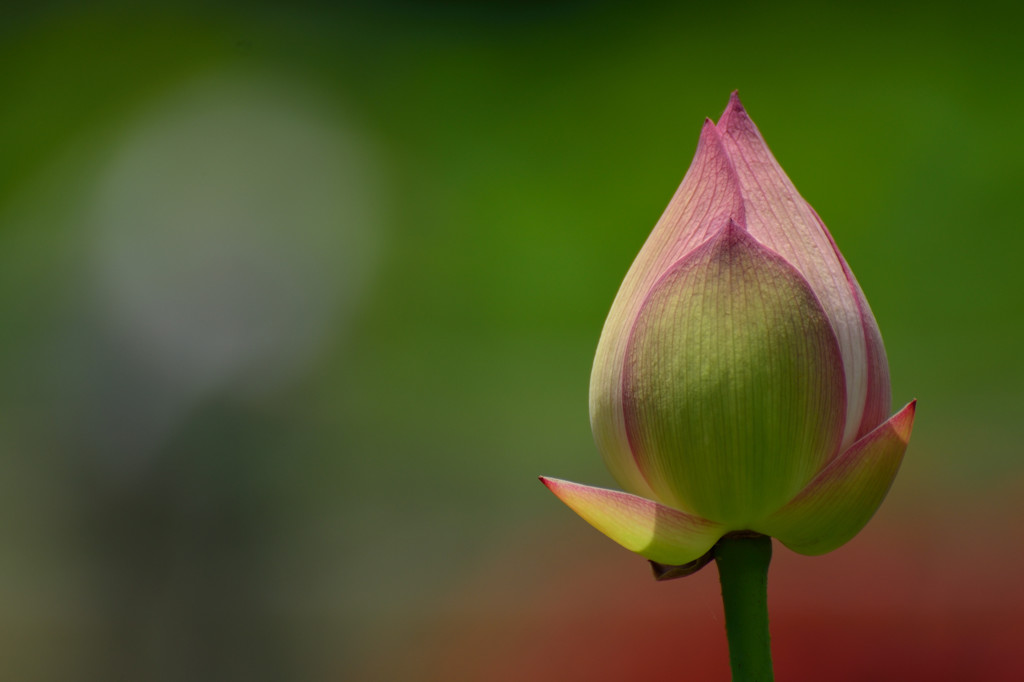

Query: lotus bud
[541,93,915,568]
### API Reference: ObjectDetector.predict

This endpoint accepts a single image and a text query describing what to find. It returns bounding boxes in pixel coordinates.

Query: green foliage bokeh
[1,1,1021,680]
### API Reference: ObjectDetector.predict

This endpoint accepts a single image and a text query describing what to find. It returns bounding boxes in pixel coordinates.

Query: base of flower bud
[649,548,715,580]
[650,530,766,581]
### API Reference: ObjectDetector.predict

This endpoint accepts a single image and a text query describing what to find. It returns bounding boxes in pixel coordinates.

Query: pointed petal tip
[539,475,561,491]
[698,117,722,143]
[716,90,758,138]
[719,91,747,124]
[890,400,917,442]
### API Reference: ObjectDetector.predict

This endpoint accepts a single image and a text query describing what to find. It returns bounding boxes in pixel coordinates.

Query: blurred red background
[374,488,1024,681]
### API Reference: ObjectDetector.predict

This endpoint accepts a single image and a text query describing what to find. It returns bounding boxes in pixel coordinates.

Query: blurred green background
[1,1,1022,680]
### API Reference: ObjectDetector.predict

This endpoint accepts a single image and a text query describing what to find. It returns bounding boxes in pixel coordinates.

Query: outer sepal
[539,477,724,565]
[756,400,916,555]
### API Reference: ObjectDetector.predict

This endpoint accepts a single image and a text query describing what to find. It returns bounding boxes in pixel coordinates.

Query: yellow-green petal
[622,220,846,526]
[539,477,724,565]
[757,401,916,555]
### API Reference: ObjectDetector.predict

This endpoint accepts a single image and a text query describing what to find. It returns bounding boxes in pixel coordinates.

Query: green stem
[714,533,774,682]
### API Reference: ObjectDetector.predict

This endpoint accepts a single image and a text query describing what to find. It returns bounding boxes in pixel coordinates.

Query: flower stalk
[715,534,774,682]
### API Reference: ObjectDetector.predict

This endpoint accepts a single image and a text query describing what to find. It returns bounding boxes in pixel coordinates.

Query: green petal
[756,401,916,555]
[622,220,846,527]
[539,477,724,565]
